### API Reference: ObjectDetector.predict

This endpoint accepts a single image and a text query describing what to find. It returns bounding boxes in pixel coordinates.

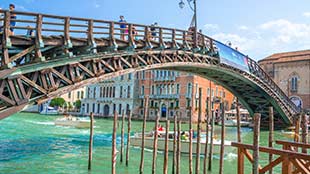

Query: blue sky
[1,0,310,60]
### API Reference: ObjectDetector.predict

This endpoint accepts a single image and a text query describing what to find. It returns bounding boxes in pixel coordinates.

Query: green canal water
[0,113,305,174]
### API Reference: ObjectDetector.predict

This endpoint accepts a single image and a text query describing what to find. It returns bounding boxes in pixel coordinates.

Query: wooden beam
[9,45,35,63]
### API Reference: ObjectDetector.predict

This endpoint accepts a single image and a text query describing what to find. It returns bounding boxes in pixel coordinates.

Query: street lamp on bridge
[179,0,198,49]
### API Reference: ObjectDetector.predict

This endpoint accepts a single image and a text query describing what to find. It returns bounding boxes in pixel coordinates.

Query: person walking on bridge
[119,15,127,40]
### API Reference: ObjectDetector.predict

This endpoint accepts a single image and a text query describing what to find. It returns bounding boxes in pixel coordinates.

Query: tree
[50,97,66,108]
[74,100,82,110]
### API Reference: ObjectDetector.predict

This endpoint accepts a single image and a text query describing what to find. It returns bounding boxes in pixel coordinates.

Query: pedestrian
[26,25,34,37]
[150,22,158,40]
[9,4,16,36]
[119,15,127,40]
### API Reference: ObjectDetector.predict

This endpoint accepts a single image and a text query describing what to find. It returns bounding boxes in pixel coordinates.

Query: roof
[258,50,310,64]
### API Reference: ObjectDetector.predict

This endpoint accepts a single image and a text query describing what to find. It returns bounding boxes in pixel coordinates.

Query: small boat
[220,119,251,127]
[131,131,232,154]
[40,105,59,115]
[54,116,92,128]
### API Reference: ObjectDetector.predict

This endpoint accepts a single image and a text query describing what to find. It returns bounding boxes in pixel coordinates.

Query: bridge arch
[0,9,300,127]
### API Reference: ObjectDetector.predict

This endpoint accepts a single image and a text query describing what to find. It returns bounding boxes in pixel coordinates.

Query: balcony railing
[154,76,176,82]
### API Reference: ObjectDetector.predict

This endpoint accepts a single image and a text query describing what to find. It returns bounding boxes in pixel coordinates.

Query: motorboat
[131,131,232,154]
[40,104,58,115]
[220,119,251,127]
[54,116,92,128]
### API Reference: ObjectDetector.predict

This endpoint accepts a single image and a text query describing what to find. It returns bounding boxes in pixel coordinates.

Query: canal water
[0,113,304,174]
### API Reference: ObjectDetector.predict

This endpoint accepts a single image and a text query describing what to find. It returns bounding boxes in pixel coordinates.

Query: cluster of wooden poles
[86,87,308,174]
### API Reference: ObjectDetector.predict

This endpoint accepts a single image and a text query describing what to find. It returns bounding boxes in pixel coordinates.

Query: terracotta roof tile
[259,50,310,63]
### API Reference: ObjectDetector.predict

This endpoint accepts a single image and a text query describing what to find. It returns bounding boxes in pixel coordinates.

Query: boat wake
[27,121,55,126]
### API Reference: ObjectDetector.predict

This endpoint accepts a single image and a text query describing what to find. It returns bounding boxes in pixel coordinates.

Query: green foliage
[50,97,66,107]
[74,100,82,109]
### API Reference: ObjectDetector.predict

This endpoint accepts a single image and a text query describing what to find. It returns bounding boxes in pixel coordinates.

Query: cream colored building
[258,50,310,112]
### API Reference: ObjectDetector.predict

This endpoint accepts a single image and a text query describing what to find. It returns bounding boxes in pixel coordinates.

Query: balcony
[149,94,179,99]
[154,76,176,82]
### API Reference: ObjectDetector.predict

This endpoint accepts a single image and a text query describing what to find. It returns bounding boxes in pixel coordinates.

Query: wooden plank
[276,140,310,149]
[7,79,20,103]
[88,112,94,170]
[238,148,245,174]
[0,103,27,120]
[111,111,118,174]
[17,78,27,100]
[301,113,308,153]
[219,101,226,174]
[77,63,95,77]
[101,60,115,72]
[236,98,241,142]
[125,111,132,166]
[259,156,284,173]
[9,45,35,62]
[51,68,73,85]
[120,109,125,163]
[189,104,193,174]
[1,11,11,67]
[20,74,47,94]
[35,14,43,59]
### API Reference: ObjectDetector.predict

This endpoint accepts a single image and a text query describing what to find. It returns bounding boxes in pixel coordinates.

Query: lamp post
[179,0,198,49]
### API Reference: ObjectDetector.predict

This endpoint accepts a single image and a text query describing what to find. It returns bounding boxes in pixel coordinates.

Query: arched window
[291,76,298,92]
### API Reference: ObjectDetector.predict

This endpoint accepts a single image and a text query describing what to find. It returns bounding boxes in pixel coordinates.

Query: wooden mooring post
[88,112,94,170]
[189,108,193,174]
[176,119,181,174]
[219,102,225,174]
[163,120,170,174]
[152,110,160,174]
[268,107,274,174]
[294,116,300,143]
[126,111,132,166]
[301,112,308,153]
[172,113,177,174]
[112,111,118,174]
[253,113,261,174]
[236,98,241,143]
[139,97,149,174]
[120,109,125,163]
[203,110,209,174]
[208,109,214,171]
[195,88,202,174]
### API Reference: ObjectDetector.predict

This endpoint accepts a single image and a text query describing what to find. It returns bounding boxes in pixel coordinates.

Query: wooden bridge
[0,9,301,126]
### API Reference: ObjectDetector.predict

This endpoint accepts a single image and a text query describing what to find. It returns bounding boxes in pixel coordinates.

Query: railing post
[159,28,166,49]
[238,148,245,174]
[294,116,300,143]
[171,29,179,50]
[63,17,72,57]
[253,113,261,174]
[127,24,136,51]
[109,22,118,51]
[1,11,12,68]
[88,19,97,53]
[182,31,190,50]
[301,112,308,153]
[144,26,152,49]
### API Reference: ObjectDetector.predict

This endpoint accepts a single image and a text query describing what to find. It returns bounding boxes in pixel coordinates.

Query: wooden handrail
[231,142,310,160]
[276,140,310,149]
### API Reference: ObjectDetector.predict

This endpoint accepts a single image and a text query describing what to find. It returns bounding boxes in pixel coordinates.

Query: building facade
[258,50,310,113]
[134,70,235,122]
[81,73,136,116]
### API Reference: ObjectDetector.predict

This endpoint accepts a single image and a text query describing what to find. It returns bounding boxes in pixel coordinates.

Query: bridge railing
[246,57,300,114]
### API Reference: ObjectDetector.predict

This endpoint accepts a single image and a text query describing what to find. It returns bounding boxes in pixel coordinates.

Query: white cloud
[204,24,219,32]
[238,25,249,30]
[209,19,310,60]
[303,12,310,17]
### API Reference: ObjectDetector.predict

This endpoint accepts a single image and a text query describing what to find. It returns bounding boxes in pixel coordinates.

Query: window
[87,87,91,98]
[81,91,84,99]
[207,88,210,96]
[86,103,89,113]
[176,84,180,94]
[97,103,100,114]
[92,103,95,113]
[113,87,115,98]
[121,75,124,80]
[187,83,192,96]
[127,86,131,98]
[109,86,112,98]
[291,76,298,92]
[170,102,174,108]
[215,86,218,96]
[151,85,155,95]
[223,91,226,98]
[103,87,106,97]
[93,87,96,98]
[187,99,191,107]
[68,92,71,99]
[176,100,179,107]
[113,104,116,112]
[142,71,145,79]
[106,87,109,98]
[141,85,145,95]
[155,102,158,108]
[150,100,154,107]
[140,99,144,107]
[128,73,132,80]
[119,104,122,115]
[211,89,214,97]
[120,86,123,98]
[77,91,80,99]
